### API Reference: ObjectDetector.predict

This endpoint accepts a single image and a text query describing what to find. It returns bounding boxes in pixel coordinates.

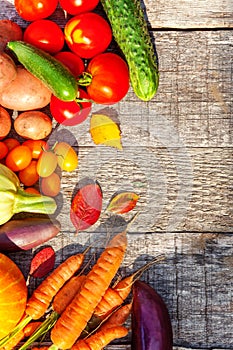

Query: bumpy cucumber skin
[7,41,78,101]
[101,0,159,101]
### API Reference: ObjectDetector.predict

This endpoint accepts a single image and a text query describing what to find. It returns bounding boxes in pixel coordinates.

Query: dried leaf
[29,246,55,278]
[70,182,103,232]
[107,191,139,214]
[90,113,122,150]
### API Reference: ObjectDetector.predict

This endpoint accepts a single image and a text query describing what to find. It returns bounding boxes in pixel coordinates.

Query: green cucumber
[7,41,78,101]
[100,0,159,101]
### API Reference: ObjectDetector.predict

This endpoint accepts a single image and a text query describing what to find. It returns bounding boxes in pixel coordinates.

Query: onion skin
[0,217,61,251]
[132,280,173,350]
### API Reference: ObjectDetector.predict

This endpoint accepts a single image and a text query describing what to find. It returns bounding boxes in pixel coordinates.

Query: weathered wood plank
[142,0,233,28]
[2,0,233,29]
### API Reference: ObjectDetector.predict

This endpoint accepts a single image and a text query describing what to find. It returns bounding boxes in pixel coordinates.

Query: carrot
[52,275,86,315]
[18,275,87,350]
[94,255,165,319]
[71,326,128,350]
[72,304,131,350]
[49,229,128,350]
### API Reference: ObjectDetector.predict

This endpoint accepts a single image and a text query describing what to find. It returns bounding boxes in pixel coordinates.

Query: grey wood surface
[1,0,233,349]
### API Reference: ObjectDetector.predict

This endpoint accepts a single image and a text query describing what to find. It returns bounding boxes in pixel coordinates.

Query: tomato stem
[77,72,93,86]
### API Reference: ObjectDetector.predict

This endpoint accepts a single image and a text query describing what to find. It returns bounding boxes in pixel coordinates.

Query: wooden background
[1,0,232,349]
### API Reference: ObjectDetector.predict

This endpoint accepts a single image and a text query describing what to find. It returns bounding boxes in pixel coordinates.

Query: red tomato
[14,0,58,21]
[18,160,39,186]
[59,0,99,15]
[86,53,130,104]
[5,145,32,172]
[22,140,48,159]
[0,142,8,160]
[54,51,85,77]
[23,20,64,54]
[3,138,20,152]
[64,12,112,59]
[50,89,92,126]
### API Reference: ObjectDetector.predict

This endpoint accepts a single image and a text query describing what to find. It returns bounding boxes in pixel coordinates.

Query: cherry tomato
[59,0,99,15]
[14,0,58,21]
[40,172,61,197]
[23,20,64,54]
[0,142,8,160]
[64,12,112,59]
[5,145,32,172]
[86,53,130,104]
[54,51,85,77]
[25,187,40,195]
[3,138,20,152]
[18,160,39,186]
[22,140,48,159]
[50,89,91,126]
[37,151,58,177]
[54,142,78,172]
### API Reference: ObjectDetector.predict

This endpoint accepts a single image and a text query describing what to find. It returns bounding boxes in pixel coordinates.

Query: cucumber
[7,41,78,101]
[100,0,159,101]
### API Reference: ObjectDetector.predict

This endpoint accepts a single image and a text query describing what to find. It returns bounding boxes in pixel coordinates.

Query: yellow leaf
[90,113,122,150]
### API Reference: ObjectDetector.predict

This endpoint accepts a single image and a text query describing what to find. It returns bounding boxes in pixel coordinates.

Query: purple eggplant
[132,280,173,350]
[0,217,61,251]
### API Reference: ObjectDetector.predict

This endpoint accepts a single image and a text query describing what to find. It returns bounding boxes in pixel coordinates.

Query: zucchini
[100,0,159,101]
[7,41,78,101]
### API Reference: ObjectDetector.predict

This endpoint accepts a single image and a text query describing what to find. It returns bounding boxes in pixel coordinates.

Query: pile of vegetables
[0,229,172,350]
[0,1,173,349]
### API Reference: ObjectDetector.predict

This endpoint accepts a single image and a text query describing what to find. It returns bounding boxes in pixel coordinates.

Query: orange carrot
[72,304,131,350]
[71,326,128,350]
[49,229,128,350]
[94,255,165,319]
[26,251,88,320]
[52,275,86,315]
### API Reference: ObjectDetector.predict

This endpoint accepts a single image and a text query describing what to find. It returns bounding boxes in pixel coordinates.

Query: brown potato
[0,106,12,140]
[0,52,17,90]
[0,66,52,111]
[14,111,53,140]
[0,19,23,52]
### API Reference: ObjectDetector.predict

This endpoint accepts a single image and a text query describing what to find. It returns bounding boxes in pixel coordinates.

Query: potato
[14,111,53,140]
[0,52,17,90]
[0,19,23,52]
[0,66,52,111]
[0,106,12,140]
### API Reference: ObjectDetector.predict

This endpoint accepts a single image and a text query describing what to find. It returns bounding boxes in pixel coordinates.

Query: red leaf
[70,182,103,232]
[29,246,55,278]
[107,191,139,214]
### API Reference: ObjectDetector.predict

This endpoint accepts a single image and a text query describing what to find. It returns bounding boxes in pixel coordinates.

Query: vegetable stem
[0,315,32,347]
[14,189,57,215]
[18,312,59,350]
[77,72,93,86]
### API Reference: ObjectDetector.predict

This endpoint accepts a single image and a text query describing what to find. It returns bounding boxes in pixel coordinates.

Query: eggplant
[0,217,61,252]
[132,280,173,350]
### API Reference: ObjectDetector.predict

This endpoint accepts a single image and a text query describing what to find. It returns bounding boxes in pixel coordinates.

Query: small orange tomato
[3,138,20,152]
[40,172,61,197]
[0,141,8,159]
[24,187,40,195]
[22,139,48,159]
[5,145,32,171]
[37,151,58,177]
[18,160,39,186]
